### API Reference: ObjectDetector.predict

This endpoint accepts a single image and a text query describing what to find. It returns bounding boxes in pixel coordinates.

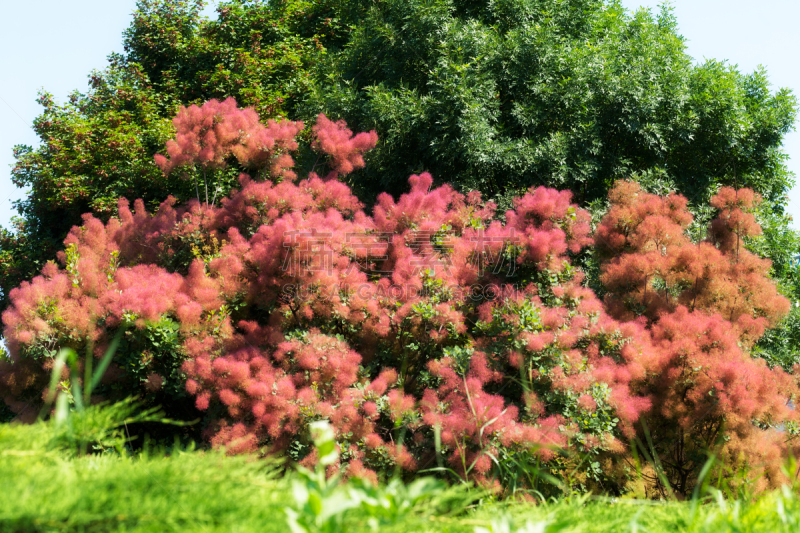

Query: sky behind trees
[1,0,798,229]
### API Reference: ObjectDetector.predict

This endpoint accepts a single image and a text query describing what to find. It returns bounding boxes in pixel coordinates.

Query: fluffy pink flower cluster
[311,114,378,180]
[155,97,263,172]
[0,210,228,421]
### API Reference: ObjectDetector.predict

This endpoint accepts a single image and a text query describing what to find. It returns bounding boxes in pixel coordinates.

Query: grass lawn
[2,412,800,533]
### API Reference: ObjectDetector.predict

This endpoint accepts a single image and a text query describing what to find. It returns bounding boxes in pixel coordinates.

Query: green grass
[2,413,800,532]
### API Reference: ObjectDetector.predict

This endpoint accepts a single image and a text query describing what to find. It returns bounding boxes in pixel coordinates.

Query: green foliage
[744,205,800,370]
[755,307,800,371]
[49,397,176,457]
[0,418,290,533]
[286,420,475,532]
[34,332,184,455]
[308,0,796,210]
[115,317,185,398]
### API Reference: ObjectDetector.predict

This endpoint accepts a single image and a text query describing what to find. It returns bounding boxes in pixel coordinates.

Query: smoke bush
[596,181,799,495]
[2,100,797,496]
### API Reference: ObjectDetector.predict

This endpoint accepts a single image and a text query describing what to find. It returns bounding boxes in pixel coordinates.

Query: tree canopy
[306,0,797,209]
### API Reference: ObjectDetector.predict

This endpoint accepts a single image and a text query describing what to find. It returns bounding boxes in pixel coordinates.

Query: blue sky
[0,0,217,229]
[0,0,798,230]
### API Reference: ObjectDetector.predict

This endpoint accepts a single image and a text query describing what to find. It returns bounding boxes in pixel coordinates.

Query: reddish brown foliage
[596,181,798,495]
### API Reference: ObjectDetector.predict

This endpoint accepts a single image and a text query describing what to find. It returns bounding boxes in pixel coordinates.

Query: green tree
[306,0,796,210]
